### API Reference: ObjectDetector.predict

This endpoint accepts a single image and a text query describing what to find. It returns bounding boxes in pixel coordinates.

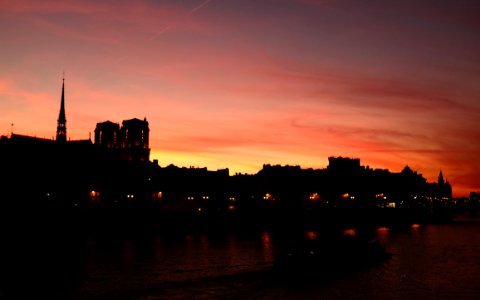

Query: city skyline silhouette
[1,0,479,197]
[2,2,480,299]
[0,77,457,221]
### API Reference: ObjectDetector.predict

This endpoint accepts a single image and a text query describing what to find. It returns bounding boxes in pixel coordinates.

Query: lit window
[263,193,273,200]
[154,191,163,200]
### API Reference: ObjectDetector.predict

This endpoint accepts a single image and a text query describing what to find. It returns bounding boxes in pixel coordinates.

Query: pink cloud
[1,0,479,196]
[1,0,214,46]
[295,0,336,7]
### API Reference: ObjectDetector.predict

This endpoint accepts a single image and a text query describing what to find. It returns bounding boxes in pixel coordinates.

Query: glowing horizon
[1,0,479,197]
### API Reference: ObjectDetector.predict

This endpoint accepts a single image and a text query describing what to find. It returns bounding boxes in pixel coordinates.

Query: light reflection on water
[305,230,319,240]
[411,223,421,230]
[261,232,274,261]
[3,215,480,299]
[79,231,276,295]
[342,228,358,237]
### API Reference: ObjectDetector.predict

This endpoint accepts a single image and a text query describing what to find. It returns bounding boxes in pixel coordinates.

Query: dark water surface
[2,214,480,299]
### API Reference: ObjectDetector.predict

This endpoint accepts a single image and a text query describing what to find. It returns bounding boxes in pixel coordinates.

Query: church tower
[56,77,67,143]
[438,170,445,187]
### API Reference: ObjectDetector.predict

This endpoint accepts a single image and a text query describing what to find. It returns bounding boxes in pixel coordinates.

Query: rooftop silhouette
[0,79,461,231]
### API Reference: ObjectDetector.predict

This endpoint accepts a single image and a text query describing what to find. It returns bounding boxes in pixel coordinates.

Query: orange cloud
[1,0,479,197]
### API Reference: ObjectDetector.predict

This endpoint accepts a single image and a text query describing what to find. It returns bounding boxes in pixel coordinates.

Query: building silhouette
[56,77,67,143]
[120,118,150,161]
[94,118,150,161]
[94,121,119,148]
[1,77,150,164]
[121,118,149,148]
[0,77,457,227]
[436,170,452,199]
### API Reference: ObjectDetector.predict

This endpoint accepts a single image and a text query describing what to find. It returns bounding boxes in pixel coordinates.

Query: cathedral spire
[56,76,67,143]
[438,169,445,186]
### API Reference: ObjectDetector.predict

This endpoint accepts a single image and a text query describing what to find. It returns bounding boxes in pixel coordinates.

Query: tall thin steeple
[56,76,67,143]
[438,170,445,186]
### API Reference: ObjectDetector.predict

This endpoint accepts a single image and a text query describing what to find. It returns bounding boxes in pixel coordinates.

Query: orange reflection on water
[261,232,273,261]
[377,227,390,236]
[122,239,135,267]
[411,223,421,230]
[305,230,318,240]
[199,234,209,252]
[376,226,390,243]
[342,228,358,237]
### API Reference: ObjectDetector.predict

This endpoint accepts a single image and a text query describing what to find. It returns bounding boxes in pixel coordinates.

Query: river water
[2,214,480,299]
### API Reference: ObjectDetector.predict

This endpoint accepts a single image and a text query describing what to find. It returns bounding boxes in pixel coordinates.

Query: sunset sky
[1,0,479,196]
